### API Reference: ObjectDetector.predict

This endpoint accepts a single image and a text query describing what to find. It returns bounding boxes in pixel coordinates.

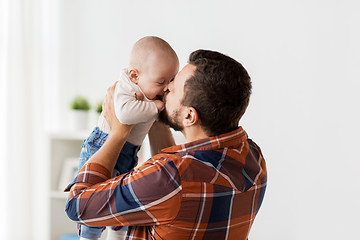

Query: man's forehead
[175,64,196,87]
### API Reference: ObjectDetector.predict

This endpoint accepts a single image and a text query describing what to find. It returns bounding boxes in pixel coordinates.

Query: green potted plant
[69,96,90,130]
[70,96,91,111]
[96,101,103,115]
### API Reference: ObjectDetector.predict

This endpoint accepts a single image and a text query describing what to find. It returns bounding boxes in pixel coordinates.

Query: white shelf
[47,131,85,240]
[51,190,68,199]
[48,129,91,140]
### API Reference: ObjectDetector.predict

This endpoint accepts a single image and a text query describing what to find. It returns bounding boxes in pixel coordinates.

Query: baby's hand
[135,91,144,101]
[154,100,164,112]
[135,91,164,112]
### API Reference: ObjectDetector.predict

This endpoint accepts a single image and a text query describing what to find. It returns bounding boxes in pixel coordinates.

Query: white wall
[55,0,360,239]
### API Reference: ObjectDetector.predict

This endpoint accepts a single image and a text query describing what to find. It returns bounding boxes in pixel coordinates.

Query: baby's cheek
[154,88,163,95]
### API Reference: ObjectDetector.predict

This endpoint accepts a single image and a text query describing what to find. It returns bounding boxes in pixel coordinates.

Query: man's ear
[183,107,199,127]
[128,69,139,84]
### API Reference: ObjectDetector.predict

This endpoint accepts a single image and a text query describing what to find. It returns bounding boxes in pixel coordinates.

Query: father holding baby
[65,39,267,240]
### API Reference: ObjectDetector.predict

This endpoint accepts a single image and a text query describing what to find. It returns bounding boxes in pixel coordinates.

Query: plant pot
[69,110,89,130]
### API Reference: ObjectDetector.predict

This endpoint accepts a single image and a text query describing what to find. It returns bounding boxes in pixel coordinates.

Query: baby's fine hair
[129,36,178,71]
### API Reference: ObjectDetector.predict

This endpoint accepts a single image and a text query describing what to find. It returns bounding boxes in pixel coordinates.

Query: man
[65,50,267,240]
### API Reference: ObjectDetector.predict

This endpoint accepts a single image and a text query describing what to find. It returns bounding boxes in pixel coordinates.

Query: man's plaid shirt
[65,127,267,239]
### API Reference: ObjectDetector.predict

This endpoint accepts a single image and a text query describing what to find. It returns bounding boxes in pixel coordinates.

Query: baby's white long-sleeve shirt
[97,69,158,145]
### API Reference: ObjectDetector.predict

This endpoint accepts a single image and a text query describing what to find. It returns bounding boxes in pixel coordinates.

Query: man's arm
[148,121,175,156]
[65,83,182,227]
[65,154,182,227]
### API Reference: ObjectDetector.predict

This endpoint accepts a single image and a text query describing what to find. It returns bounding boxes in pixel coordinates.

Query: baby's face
[137,58,179,100]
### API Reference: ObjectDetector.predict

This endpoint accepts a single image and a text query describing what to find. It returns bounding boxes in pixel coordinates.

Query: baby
[69,36,179,240]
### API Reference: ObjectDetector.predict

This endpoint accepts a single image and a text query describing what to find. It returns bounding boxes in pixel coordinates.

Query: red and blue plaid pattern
[65,127,267,240]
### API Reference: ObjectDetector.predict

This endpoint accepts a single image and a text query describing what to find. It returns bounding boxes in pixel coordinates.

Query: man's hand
[103,82,133,132]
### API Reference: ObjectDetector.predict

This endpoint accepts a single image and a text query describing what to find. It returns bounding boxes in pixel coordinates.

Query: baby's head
[128,36,179,100]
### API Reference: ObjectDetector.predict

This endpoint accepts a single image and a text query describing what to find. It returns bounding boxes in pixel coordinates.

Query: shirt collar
[160,127,248,154]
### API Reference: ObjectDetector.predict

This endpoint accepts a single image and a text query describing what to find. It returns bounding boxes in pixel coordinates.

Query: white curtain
[0,0,59,239]
[1,0,34,238]
[0,0,9,237]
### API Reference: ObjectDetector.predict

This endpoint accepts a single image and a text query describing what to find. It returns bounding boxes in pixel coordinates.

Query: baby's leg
[78,224,105,240]
[78,127,109,172]
[75,127,108,240]
[106,227,127,240]
[113,141,141,176]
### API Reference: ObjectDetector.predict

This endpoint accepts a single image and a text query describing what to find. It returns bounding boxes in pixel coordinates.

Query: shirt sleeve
[114,81,158,125]
[65,155,182,227]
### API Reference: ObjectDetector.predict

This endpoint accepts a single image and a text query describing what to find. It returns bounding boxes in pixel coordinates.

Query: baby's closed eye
[156,81,166,86]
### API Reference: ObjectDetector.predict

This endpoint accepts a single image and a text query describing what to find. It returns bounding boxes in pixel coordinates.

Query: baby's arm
[135,91,164,112]
[115,94,159,125]
[153,99,164,112]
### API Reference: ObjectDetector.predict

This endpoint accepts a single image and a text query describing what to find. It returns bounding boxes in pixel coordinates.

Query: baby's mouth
[153,95,161,101]
[161,92,169,104]
[154,94,165,101]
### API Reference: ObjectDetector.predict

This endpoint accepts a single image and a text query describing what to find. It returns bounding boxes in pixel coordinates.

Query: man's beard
[158,107,183,132]
[158,94,183,131]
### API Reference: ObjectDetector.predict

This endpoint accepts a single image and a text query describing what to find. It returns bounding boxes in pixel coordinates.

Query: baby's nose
[163,84,169,92]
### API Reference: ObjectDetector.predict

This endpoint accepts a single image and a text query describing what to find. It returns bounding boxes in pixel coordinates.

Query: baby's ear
[128,69,139,84]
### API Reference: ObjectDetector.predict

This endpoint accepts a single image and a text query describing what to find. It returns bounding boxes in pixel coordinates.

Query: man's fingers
[108,82,117,96]
[103,82,117,114]
[105,82,117,102]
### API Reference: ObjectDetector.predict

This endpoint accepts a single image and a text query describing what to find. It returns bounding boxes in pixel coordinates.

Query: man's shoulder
[142,152,193,173]
[148,152,184,165]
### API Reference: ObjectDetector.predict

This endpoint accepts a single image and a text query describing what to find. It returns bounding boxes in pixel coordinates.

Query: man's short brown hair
[182,49,252,136]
